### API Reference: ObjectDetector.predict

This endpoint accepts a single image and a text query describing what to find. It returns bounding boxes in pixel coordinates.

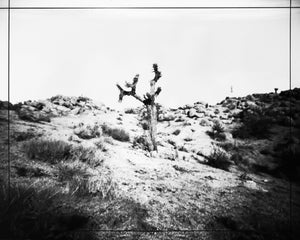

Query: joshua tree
[116,64,162,151]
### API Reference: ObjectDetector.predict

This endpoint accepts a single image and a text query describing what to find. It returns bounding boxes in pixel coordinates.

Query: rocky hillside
[0,95,107,122]
[0,89,300,240]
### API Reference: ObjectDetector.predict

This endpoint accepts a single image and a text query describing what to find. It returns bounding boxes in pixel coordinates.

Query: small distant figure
[205,103,208,108]
[274,88,278,95]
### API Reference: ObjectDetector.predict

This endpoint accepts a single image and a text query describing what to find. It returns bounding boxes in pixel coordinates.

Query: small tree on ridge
[116,64,162,151]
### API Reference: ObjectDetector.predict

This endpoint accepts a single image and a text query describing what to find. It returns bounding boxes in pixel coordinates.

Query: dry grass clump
[57,161,89,182]
[0,179,90,240]
[101,124,130,142]
[70,145,103,167]
[23,139,103,167]
[23,139,72,164]
[74,122,102,139]
[57,161,117,199]
[71,173,117,199]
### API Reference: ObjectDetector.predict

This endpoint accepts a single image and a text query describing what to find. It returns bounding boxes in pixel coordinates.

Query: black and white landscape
[0,1,300,240]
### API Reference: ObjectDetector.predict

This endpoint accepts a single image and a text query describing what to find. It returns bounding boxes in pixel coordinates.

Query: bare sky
[0,0,299,8]
[0,1,299,109]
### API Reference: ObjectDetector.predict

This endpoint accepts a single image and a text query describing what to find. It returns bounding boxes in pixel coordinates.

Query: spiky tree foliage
[116,64,162,151]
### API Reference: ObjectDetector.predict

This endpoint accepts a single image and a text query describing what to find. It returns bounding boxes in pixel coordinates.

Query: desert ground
[1,89,300,240]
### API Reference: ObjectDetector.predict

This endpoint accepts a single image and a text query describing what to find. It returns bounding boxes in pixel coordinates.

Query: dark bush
[207,120,226,141]
[14,130,37,142]
[274,142,300,181]
[101,124,130,142]
[206,147,231,171]
[124,108,137,114]
[232,111,272,139]
[15,166,47,178]
[212,120,224,134]
[172,129,181,136]
[133,135,152,151]
[217,142,236,152]
[141,121,149,131]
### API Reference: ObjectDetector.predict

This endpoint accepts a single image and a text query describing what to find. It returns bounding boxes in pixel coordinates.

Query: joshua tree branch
[152,63,161,83]
[116,74,144,104]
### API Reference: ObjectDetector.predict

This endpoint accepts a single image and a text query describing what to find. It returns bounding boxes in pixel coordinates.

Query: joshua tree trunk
[116,64,162,152]
[146,104,157,151]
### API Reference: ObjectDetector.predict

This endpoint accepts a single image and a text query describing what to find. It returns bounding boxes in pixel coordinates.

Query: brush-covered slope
[0,89,300,240]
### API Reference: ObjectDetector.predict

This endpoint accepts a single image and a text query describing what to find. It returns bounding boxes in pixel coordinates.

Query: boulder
[187,108,200,118]
[30,101,46,110]
[71,107,81,115]
[199,118,210,126]
[159,113,176,122]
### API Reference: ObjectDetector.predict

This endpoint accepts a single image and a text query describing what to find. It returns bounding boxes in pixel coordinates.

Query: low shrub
[74,123,102,139]
[133,135,152,152]
[178,145,188,153]
[212,120,224,134]
[140,121,149,131]
[23,139,72,164]
[94,138,107,152]
[184,137,193,142]
[124,108,137,114]
[172,129,181,136]
[101,124,130,142]
[207,120,226,141]
[18,109,51,123]
[217,141,236,152]
[15,166,47,178]
[230,152,251,169]
[206,146,231,171]
[13,129,37,142]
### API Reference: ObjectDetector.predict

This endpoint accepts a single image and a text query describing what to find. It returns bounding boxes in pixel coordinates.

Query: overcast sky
[0,1,299,109]
[0,0,299,8]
